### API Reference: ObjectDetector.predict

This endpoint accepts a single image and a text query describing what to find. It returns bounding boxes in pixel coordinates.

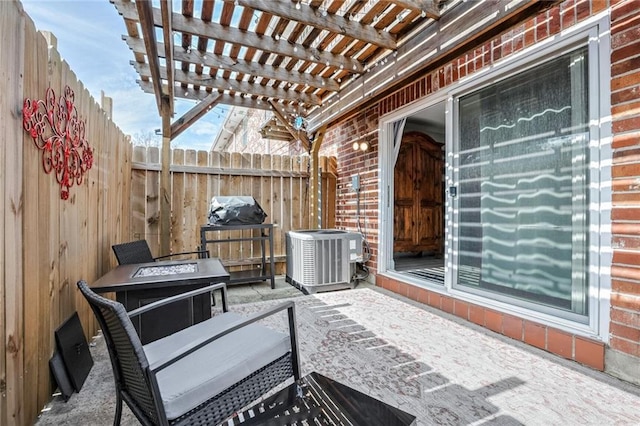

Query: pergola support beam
[309,125,326,229]
[268,100,311,151]
[170,92,221,140]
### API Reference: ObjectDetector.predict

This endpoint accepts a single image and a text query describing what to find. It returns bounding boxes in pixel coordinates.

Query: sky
[21,0,229,151]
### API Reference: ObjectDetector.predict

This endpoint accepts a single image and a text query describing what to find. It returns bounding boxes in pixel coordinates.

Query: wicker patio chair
[112,239,209,265]
[77,280,301,426]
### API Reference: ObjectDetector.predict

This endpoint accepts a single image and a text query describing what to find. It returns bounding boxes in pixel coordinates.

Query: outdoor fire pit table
[91,258,229,344]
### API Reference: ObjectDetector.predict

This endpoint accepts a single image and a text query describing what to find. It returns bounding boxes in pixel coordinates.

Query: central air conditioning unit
[286,229,363,294]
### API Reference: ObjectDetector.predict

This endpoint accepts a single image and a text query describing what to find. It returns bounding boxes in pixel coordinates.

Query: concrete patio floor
[36,277,640,425]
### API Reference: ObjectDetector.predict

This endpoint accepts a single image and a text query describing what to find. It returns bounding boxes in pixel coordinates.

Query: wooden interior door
[393,142,415,251]
[393,131,444,254]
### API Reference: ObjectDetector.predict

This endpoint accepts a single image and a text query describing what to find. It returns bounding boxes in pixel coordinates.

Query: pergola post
[160,98,172,255]
[309,126,325,229]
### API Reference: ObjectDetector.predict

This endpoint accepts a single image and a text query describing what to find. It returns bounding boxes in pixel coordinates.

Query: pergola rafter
[111,0,561,251]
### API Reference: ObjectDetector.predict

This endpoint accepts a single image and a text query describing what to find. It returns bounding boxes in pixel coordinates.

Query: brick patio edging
[376,274,605,371]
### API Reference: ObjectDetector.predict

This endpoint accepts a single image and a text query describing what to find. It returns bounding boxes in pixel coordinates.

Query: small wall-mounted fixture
[352,141,368,151]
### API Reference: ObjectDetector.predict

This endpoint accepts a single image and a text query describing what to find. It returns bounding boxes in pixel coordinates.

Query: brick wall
[325,0,640,380]
[609,0,640,363]
[219,109,305,155]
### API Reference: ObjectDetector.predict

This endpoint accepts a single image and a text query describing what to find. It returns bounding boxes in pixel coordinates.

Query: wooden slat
[112,0,365,72]
[308,0,561,130]
[171,149,186,253]
[196,151,210,251]
[260,153,273,266]
[33,25,53,416]
[135,0,164,112]
[3,3,26,424]
[271,155,284,262]
[0,4,135,423]
[238,0,397,49]
[183,149,198,252]
[132,146,147,243]
[146,147,161,253]
[22,14,42,420]
[131,161,309,177]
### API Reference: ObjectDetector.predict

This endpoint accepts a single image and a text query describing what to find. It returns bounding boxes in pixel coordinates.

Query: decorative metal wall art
[23,86,94,200]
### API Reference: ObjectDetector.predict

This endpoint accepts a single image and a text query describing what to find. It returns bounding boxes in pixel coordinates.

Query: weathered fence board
[130,149,335,274]
[1,4,132,424]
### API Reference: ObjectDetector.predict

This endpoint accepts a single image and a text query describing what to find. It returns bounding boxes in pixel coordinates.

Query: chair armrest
[149,300,300,375]
[128,282,228,318]
[154,249,210,260]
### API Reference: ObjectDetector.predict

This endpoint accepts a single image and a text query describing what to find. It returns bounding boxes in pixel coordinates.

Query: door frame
[378,96,449,277]
[377,11,611,340]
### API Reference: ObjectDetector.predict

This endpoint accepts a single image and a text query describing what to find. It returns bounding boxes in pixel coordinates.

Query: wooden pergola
[111,0,559,252]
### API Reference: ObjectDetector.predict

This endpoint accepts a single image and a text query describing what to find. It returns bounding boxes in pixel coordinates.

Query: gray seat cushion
[143,312,291,420]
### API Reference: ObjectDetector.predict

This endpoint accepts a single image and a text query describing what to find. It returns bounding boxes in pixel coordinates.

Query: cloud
[21,1,228,151]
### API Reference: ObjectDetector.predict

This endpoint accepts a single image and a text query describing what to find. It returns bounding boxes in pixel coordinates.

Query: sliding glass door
[453,46,590,319]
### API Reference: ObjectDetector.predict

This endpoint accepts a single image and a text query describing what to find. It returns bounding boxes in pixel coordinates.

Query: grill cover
[208,196,267,225]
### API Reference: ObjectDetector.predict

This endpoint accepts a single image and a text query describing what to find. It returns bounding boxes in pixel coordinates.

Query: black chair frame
[112,239,209,265]
[77,280,300,426]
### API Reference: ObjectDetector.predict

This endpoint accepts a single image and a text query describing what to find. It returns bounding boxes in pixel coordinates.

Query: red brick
[612,56,640,77]
[611,265,640,282]
[591,0,608,14]
[395,281,409,298]
[613,27,640,50]
[575,0,591,21]
[416,288,430,305]
[614,116,640,133]
[524,321,546,350]
[492,39,503,62]
[574,337,605,370]
[485,310,503,333]
[612,279,640,296]
[501,32,514,57]
[441,296,454,314]
[611,8,640,36]
[547,328,573,359]
[406,284,419,302]
[502,315,524,340]
[612,41,640,64]
[612,164,640,179]
[536,16,550,41]
[469,305,485,326]
[561,0,576,29]
[376,275,389,290]
[524,20,536,47]
[610,336,640,356]
[453,300,469,320]
[612,86,640,105]
[611,322,640,342]
[613,146,640,164]
[611,207,640,220]
[612,235,640,251]
[611,70,640,92]
[458,57,467,79]
[548,6,561,36]
[611,192,640,206]
[612,176,640,192]
[428,292,442,309]
[612,100,640,121]
[611,223,640,235]
[613,250,640,265]
[611,293,640,312]
[611,0,640,22]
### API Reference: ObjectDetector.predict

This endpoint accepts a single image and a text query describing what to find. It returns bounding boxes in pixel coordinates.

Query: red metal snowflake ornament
[23,86,93,200]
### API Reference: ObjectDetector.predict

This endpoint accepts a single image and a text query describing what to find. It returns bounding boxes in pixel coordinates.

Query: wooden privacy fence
[1,2,132,425]
[130,147,337,274]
